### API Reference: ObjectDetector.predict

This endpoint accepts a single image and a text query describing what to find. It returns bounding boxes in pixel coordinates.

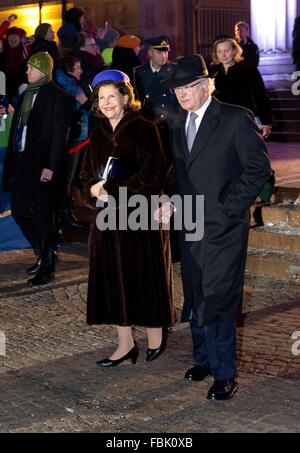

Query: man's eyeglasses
[171,79,207,94]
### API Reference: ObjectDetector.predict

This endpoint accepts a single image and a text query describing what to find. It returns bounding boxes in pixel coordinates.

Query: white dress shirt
[185,96,212,135]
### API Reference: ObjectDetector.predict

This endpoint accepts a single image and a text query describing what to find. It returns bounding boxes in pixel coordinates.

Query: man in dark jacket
[159,55,272,400]
[234,21,260,68]
[133,35,178,126]
[3,52,73,285]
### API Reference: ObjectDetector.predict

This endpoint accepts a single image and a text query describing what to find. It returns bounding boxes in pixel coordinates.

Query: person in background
[57,7,86,53]
[292,16,300,71]
[56,56,90,229]
[111,34,141,84]
[31,23,60,71]
[2,27,29,101]
[211,36,272,138]
[234,21,259,69]
[3,52,73,285]
[80,70,175,367]
[74,32,104,96]
[133,35,180,262]
[159,54,272,400]
[0,14,17,41]
[100,27,120,66]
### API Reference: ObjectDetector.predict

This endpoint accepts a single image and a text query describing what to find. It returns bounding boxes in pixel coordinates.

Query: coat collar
[100,110,142,143]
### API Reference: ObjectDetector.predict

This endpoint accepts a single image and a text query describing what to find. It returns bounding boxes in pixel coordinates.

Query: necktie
[186,112,198,152]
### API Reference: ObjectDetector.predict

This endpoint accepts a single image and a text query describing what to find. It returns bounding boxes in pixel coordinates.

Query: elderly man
[160,55,271,400]
[3,52,73,285]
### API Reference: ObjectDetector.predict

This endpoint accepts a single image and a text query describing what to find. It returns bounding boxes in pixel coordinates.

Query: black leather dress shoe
[207,379,238,400]
[27,257,42,275]
[184,365,212,381]
[97,343,139,367]
[145,328,168,362]
[28,267,54,286]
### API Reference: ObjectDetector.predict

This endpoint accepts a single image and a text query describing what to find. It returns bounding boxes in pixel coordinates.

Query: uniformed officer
[133,35,179,126]
[133,36,180,263]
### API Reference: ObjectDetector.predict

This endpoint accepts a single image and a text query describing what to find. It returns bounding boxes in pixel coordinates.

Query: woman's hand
[90,179,108,201]
[154,202,175,224]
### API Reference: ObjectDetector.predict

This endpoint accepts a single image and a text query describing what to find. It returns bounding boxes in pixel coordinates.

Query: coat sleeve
[250,68,272,125]
[222,110,272,218]
[103,121,167,198]
[48,91,74,173]
[79,140,101,209]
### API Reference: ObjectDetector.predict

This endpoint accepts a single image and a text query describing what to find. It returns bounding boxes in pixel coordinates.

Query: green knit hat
[34,23,51,40]
[27,52,53,78]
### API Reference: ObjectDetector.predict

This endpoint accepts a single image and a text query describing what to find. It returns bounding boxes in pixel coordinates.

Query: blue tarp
[0,146,30,251]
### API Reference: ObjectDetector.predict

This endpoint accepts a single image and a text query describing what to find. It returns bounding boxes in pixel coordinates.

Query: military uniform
[133,36,180,262]
[133,36,179,125]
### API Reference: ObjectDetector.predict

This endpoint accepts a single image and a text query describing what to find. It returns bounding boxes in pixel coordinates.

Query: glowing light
[0,2,73,39]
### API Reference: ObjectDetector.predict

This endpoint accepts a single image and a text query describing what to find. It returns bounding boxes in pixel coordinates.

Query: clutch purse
[101,156,137,180]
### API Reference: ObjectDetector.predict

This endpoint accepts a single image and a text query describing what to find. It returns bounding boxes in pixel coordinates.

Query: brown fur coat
[80,111,175,327]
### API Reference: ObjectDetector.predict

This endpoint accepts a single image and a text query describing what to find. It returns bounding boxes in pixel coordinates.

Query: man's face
[148,48,169,69]
[235,24,248,42]
[27,64,45,83]
[174,79,210,112]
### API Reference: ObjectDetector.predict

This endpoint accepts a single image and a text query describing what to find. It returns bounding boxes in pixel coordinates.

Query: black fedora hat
[161,54,209,88]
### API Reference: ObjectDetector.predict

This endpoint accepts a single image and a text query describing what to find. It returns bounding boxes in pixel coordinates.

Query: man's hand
[90,179,108,201]
[154,202,175,224]
[260,125,272,138]
[40,168,54,182]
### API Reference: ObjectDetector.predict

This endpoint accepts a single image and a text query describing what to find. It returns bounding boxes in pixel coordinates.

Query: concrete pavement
[0,243,300,433]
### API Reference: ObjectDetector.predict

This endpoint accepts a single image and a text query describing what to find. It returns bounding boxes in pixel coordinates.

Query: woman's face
[98,84,128,122]
[71,61,82,80]
[8,34,21,49]
[45,26,55,42]
[216,41,235,65]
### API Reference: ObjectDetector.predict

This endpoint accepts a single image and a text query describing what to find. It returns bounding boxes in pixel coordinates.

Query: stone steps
[247,187,300,281]
[246,248,300,281]
[248,226,300,253]
[272,108,300,121]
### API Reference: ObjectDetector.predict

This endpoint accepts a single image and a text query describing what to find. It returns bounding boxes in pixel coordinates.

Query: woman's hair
[61,56,80,73]
[91,80,141,117]
[212,37,243,65]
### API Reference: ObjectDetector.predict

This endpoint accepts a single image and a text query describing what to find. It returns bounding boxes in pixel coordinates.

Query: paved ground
[0,243,299,433]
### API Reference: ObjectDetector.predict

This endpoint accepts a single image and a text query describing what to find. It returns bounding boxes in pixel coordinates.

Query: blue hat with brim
[91,70,130,88]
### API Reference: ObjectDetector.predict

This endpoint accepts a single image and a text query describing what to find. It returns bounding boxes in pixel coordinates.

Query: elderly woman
[80,70,175,367]
[211,36,272,138]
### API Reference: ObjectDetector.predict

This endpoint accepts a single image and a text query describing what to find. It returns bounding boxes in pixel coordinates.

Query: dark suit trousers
[11,182,55,254]
[190,311,237,381]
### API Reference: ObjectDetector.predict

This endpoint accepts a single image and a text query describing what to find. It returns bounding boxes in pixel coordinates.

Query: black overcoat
[3,82,73,209]
[170,97,272,326]
[80,111,176,327]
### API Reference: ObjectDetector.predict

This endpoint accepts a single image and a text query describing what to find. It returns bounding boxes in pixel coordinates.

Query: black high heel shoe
[145,327,169,362]
[97,343,139,367]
